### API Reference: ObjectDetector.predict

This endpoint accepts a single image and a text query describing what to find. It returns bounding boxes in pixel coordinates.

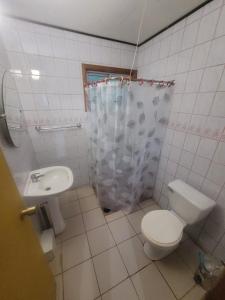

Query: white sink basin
[24,166,73,235]
[24,166,73,198]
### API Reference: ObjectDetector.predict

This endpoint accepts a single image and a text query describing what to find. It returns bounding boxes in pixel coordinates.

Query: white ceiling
[1,0,207,44]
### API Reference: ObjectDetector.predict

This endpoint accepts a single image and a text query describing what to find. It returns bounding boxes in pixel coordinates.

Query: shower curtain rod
[85,77,175,87]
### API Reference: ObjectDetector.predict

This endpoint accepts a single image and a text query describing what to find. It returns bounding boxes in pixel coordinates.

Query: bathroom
[0,0,225,299]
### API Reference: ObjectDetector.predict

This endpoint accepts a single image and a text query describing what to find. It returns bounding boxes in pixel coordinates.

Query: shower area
[86,78,174,212]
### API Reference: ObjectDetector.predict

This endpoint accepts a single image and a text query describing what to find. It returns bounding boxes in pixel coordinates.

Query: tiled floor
[50,186,206,300]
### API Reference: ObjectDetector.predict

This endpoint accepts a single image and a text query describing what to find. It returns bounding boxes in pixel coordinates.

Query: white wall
[137,0,225,260]
[0,17,135,187]
[0,35,38,194]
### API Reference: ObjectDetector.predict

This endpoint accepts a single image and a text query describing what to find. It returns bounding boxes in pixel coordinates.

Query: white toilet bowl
[141,180,216,260]
[141,210,185,260]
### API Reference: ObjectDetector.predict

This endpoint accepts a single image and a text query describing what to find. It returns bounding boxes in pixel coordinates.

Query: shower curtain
[87,80,172,211]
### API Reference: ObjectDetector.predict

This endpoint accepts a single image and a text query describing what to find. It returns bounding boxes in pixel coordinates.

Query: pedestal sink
[24,166,73,234]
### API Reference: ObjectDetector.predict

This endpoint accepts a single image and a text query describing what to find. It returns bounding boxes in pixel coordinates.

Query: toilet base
[143,241,178,260]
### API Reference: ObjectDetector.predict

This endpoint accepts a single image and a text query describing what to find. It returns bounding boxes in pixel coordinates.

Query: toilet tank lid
[168,180,215,210]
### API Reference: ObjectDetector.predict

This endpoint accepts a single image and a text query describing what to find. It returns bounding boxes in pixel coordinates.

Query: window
[82,64,137,111]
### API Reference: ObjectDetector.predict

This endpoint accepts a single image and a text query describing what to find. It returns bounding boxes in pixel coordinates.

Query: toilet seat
[141,210,185,247]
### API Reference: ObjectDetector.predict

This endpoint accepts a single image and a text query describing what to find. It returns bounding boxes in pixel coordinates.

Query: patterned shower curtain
[86,80,172,211]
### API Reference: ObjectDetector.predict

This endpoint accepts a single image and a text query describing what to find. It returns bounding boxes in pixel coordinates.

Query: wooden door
[0,150,55,300]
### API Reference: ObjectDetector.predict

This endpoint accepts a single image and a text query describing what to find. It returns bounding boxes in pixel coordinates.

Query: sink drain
[45,187,51,191]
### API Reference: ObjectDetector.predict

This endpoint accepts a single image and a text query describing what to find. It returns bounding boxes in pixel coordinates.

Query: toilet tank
[168,180,215,225]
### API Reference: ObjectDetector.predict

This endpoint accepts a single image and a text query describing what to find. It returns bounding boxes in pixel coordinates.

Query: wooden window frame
[82,63,137,111]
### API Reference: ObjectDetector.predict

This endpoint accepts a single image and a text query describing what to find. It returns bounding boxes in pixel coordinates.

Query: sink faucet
[31,172,44,182]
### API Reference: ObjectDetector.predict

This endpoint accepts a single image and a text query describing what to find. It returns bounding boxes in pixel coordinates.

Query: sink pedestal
[48,197,65,235]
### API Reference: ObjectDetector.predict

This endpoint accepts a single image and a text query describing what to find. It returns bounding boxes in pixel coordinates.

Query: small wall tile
[197,138,218,159]
[215,4,225,37]
[211,92,225,117]
[190,41,211,70]
[207,35,225,66]
[197,9,220,44]
[200,65,223,92]
[193,92,214,115]
[182,21,200,50]
[207,162,225,186]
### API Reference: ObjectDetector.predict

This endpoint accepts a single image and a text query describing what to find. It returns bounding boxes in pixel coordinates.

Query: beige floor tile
[63,259,100,300]
[59,189,78,205]
[102,279,139,300]
[60,200,81,219]
[127,210,145,233]
[156,252,195,299]
[176,239,202,272]
[139,199,155,209]
[58,215,85,241]
[49,245,62,275]
[62,234,91,271]
[105,210,124,223]
[142,204,161,214]
[131,264,176,300]
[118,236,151,275]
[77,185,94,199]
[79,194,99,212]
[137,233,147,245]
[182,285,206,300]
[55,275,63,300]
[108,217,136,244]
[87,224,115,256]
[123,204,141,215]
[93,247,128,293]
[83,208,106,231]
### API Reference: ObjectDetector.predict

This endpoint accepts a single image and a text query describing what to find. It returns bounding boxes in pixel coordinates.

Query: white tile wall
[0,17,135,187]
[137,0,225,260]
[0,35,38,194]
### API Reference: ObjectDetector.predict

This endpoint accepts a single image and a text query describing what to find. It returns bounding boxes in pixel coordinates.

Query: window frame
[82,63,137,111]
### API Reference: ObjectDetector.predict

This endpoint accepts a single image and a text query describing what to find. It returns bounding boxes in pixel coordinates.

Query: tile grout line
[154,2,225,248]
[106,201,196,300]
[153,261,180,300]
[71,192,152,298]
[179,284,200,300]
[56,235,198,300]
[92,210,130,297]
[59,200,158,272]
[105,218,142,300]
[186,5,225,246]
[55,188,205,299]
[77,204,102,298]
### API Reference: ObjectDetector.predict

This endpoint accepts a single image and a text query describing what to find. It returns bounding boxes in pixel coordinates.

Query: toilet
[141,179,215,260]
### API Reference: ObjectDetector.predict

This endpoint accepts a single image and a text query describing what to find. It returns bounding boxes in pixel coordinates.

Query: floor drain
[45,187,51,191]
[103,207,111,213]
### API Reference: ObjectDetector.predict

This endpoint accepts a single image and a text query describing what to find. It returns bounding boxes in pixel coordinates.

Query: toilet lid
[141,210,184,246]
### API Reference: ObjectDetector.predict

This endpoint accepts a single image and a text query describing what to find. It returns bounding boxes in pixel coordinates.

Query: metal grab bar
[8,125,24,131]
[35,123,82,132]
